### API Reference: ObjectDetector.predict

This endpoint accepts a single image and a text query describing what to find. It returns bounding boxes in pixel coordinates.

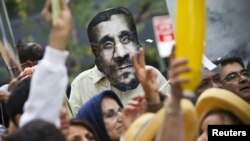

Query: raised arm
[155,50,190,141]
[132,48,161,104]
[19,0,72,128]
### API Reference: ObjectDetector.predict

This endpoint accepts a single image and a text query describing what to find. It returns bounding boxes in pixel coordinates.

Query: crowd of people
[0,0,250,141]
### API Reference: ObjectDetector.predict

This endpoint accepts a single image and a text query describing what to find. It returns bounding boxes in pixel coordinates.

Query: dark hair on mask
[87,7,139,49]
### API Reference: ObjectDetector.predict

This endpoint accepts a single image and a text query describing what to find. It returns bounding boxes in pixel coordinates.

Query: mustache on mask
[96,56,133,70]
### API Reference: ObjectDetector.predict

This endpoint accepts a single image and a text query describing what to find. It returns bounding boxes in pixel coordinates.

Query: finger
[138,48,145,67]
[8,79,18,91]
[147,68,157,82]
[17,72,24,79]
[59,0,68,10]
[41,0,51,16]
[136,96,146,103]
[43,0,51,10]
[131,95,145,101]
[170,58,188,69]
[123,106,136,114]
[132,53,140,72]
[24,67,33,75]
[170,77,189,86]
[41,0,52,24]
[17,72,26,80]
[128,100,139,107]
[132,96,146,106]
[18,68,31,79]
[170,67,190,79]
[124,105,136,110]
[140,98,146,104]
[20,75,31,81]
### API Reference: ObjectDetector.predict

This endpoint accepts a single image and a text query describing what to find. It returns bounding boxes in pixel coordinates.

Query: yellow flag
[176,0,206,93]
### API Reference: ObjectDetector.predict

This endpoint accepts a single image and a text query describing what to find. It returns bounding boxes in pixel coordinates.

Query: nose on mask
[113,49,129,60]
[113,53,131,64]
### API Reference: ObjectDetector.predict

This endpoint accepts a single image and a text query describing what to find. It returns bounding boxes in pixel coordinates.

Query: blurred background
[0,0,170,85]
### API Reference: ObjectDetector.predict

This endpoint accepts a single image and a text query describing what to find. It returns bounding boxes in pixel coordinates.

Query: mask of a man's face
[92,14,140,91]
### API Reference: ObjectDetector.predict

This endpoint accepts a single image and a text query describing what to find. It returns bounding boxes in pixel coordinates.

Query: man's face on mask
[92,14,139,91]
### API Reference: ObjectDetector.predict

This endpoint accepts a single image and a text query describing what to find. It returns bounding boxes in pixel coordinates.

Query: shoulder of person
[71,67,97,84]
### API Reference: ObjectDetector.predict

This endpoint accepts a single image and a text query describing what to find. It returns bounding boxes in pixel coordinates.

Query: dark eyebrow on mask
[119,31,132,39]
[99,36,114,45]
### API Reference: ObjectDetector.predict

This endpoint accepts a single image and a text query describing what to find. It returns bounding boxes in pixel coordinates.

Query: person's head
[76,90,123,141]
[16,40,44,65]
[9,40,44,77]
[4,119,66,141]
[196,110,242,141]
[195,67,222,98]
[7,77,31,127]
[7,77,70,137]
[216,57,250,103]
[195,88,250,141]
[87,7,140,91]
[67,119,99,141]
[101,93,123,141]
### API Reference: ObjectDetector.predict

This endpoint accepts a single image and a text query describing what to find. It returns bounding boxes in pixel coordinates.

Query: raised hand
[122,95,146,133]
[168,58,190,101]
[132,48,160,104]
[8,67,35,92]
[17,67,35,81]
[166,46,190,108]
[41,0,72,51]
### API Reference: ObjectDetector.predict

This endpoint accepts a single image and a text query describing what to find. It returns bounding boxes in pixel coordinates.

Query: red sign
[152,15,175,57]
[153,15,174,42]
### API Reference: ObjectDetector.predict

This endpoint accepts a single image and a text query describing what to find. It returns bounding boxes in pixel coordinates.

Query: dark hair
[3,119,66,141]
[7,78,31,126]
[213,56,244,68]
[16,40,44,64]
[69,119,100,141]
[87,7,139,49]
